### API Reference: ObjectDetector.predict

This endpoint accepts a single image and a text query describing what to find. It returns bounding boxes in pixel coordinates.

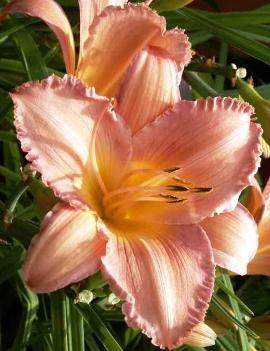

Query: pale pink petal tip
[22,203,106,293]
[132,97,262,224]
[151,27,192,68]
[11,74,110,209]
[202,204,258,275]
[101,225,214,349]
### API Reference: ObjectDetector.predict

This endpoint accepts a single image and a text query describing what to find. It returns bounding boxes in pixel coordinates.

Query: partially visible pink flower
[244,178,270,275]
[2,0,262,349]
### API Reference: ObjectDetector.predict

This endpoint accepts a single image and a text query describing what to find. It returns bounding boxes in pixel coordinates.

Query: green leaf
[11,274,39,351]
[0,240,25,284]
[72,301,123,351]
[178,8,270,65]
[7,17,48,80]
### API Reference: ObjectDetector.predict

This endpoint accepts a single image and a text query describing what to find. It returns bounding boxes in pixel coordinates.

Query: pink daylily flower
[244,178,270,276]
[2,0,262,348]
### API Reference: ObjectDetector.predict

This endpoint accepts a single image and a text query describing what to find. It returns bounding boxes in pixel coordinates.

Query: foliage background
[1,0,270,350]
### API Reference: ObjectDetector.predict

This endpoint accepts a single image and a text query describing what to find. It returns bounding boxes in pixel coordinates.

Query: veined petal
[131,97,261,224]
[101,223,214,349]
[0,0,75,74]
[201,204,258,275]
[78,0,127,64]
[22,203,106,293]
[151,28,192,70]
[77,4,165,96]
[95,109,133,191]
[185,322,217,347]
[117,46,180,134]
[11,75,111,210]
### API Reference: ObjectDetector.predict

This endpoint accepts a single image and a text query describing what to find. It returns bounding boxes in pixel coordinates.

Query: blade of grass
[221,273,252,351]
[178,8,270,65]
[70,298,123,351]
[211,295,259,340]
[7,17,48,80]
[0,240,24,284]
[215,278,254,316]
[69,302,85,351]
[183,71,219,97]
[50,291,70,351]
[11,274,39,351]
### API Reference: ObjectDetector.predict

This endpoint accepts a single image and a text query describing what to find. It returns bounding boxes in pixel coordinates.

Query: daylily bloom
[244,177,270,275]
[3,0,262,349]
[11,73,261,348]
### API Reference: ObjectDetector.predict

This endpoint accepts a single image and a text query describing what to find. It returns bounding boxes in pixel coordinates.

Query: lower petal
[201,204,258,275]
[101,223,214,349]
[22,203,107,293]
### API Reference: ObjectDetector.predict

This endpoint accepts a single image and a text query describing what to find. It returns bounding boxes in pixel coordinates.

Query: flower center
[102,167,212,220]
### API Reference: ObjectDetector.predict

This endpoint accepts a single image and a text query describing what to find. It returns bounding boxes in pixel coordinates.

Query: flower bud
[237,78,270,145]
[185,321,217,347]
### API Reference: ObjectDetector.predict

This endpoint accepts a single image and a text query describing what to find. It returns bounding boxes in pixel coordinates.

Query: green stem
[183,71,219,97]
[215,41,228,90]
[222,273,252,351]
[50,291,70,351]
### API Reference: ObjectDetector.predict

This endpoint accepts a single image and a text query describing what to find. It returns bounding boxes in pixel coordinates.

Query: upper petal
[150,28,192,70]
[22,203,107,293]
[101,223,214,349]
[12,75,130,211]
[131,97,262,224]
[201,204,258,275]
[0,0,75,74]
[116,46,180,134]
[78,0,127,64]
[77,4,165,96]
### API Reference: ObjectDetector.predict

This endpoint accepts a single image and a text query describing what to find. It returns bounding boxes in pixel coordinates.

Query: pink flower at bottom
[11,74,261,349]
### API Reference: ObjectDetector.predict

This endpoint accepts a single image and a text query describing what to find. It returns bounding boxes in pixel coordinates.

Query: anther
[164,166,181,173]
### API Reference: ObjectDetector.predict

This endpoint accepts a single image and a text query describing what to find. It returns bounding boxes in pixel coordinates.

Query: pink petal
[101,223,214,349]
[77,4,165,96]
[0,0,75,74]
[131,97,261,224]
[22,203,106,293]
[151,28,192,70]
[78,0,127,64]
[12,75,131,210]
[201,204,258,275]
[117,46,180,134]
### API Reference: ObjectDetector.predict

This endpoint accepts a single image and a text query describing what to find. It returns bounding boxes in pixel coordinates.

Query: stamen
[164,166,181,173]
[90,113,108,195]
[123,168,180,183]
[105,194,186,218]
[191,187,213,193]
[103,184,180,207]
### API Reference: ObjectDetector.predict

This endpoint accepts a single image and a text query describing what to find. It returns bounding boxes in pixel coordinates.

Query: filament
[90,113,108,195]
